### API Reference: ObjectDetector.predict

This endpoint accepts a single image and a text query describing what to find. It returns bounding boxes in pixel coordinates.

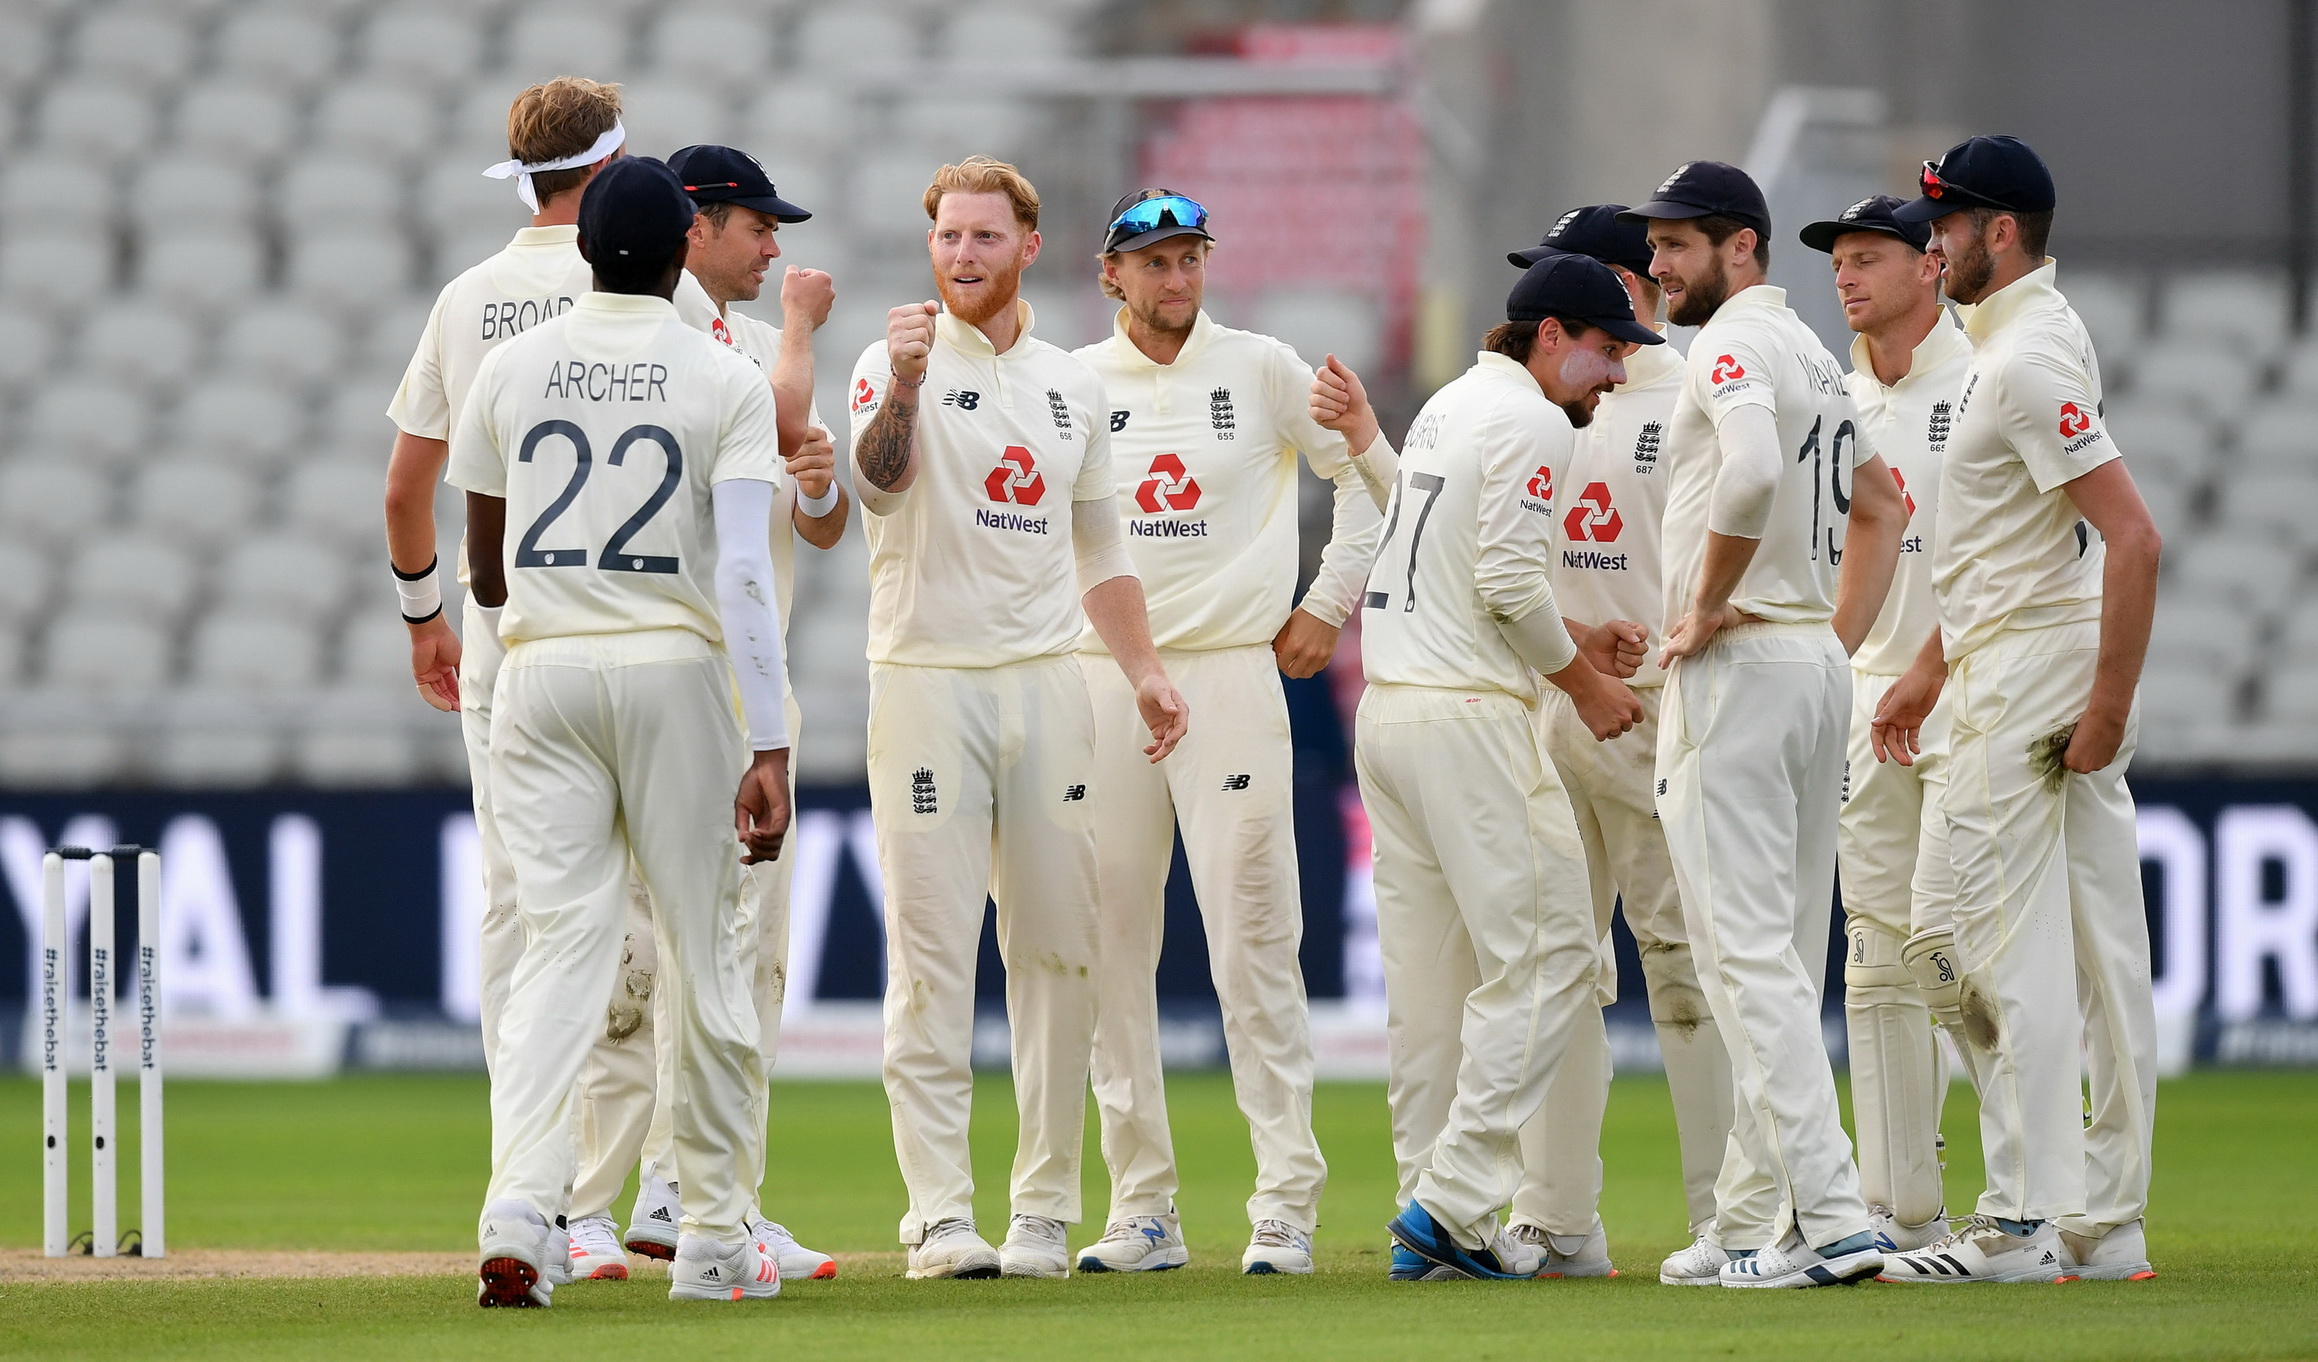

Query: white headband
[482,121,626,213]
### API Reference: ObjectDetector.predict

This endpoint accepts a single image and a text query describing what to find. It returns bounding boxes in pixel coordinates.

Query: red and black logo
[1561,481,1623,543]
[1135,452,1200,513]
[984,445,1045,505]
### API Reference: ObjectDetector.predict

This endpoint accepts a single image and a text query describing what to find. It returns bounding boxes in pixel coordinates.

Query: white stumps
[138,848,164,1259]
[40,851,67,1258]
[88,851,115,1257]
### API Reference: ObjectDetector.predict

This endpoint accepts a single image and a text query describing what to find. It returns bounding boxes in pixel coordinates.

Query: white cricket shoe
[1721,1229,1882,1288]
[1869,1203,1949,1253]
[906,1217,1002,1280]
[668,1232,780,1301]
[1241,1220,1314,1276]
[477,1197,554,1308]
[543,1220,573,1286]
[1880,1216,2072,1284]
[567,1214,630,1281]
[1001,1213,1072,1278]
[2058,1218,2155,1281]
[1077,1211,1189,1273]
[1659,1234,1736,1286]
[751,1219,837,1281]
[625,1175,680,1262]
[1510,1217,1616,1278]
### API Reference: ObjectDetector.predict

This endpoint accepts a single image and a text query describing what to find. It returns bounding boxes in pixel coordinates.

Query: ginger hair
[506,77,623,206]
[922,156,1040,231]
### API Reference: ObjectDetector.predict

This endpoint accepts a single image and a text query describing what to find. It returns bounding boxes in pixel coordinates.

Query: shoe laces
[752,1219,799,1248]
[1250,1219,1309,1249]
[1011,1213,1066,1244]
[922,1216,978,1243]
[1098,1216,1158,1244]
[1505,1223,1550,1247]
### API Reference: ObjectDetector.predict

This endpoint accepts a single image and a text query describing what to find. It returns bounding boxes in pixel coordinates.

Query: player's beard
[1941,224,1997,305]
[1553,347,1621,428]
[1127,294,1196,346]
[938,254,1025,327]
[1665,255,1732,328]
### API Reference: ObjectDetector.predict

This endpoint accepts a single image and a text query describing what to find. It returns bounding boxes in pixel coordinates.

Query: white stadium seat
[0,540,50,625]
[217,533,353,620]
[292,683,426,786]
[0,10,50,86]
[212,5,344,89]
[152,700,288,787]
[2146,585,2262,670]
[337,614,419,688]
[43,610,175,689]
[0,459,112,546]
[0,621,22,685]
[2167,534,2305,616]
[2099,399,2214,484]
[2261,661,2318,724]
[2215,472,2318,542]
[796,4,920,73]
[189,611,327,690]
[445,86,526,159]
[279,157,408,225]
[0,230,113,307]
[34,79,159,161]
[2163,269,2292,356]
[0,154,112,230]
[2127,338,2262,413]
[128,157,267,235]
[75,299,201,387]
[358,298,434,375]
[285,458,387,541]
[179,378,306,467]
[286,230,417,308]
[18,379,150,463]
[174,84,303,166]
[2279,602,2318,664]
[128,459,264,547]
[2230,399,2318,473]
[313,80,442,160]
[647,4,779,86]
[2063,271,2145,353]
[63,535,199,622]
[616,79,726,160]
[501,7,632,84]
[219,301,354,385]
[359,3,488,88]
[315,369,406,447]
[70,7,200,85]
[0,306,60,388]
[742,80,851,156]
[417,157,526,239]
[895,95,1042,162]
[141,232,266,309]
[936,5,1076,61]
[0,689,130,788]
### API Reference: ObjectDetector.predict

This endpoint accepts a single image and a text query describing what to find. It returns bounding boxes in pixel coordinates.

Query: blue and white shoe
[1386,1201,1526,1281]
[1721,1229,1882,1288]
[1389,1242,1462,1281]
[1077,1211,1188,1273]
[1241,1220,1313,1275]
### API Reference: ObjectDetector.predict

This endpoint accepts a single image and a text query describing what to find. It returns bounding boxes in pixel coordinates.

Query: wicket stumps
[41,845,164,1259]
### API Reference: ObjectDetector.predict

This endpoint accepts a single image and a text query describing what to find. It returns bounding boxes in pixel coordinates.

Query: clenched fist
[888,300,938,386]
[780,266,835,331]
[786,424,836,502]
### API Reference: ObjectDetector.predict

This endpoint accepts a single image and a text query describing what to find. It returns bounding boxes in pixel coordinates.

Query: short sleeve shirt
[1847,311,1970,674]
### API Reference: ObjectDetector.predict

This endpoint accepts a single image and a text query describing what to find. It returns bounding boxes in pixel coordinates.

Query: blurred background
[2,0,2314,1075]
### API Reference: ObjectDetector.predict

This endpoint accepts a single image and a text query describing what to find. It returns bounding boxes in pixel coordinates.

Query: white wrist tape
[393,557,443,624]
[482,121,626,212]
[797,482,840,517]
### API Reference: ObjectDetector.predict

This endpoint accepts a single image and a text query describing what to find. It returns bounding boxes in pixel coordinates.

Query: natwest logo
[1562,481,1623,543]
[851,377,876,412]
[710,317,732,346]
[1710,354,1747,384]
[1526,465,1553,501]
[984,445,1045,505]
[1890,465,1917,518]
[2059,401,2093,438]
[1135,452,1200,513]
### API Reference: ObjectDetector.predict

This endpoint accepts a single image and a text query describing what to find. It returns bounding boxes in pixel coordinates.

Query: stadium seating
[0,0,2303,788]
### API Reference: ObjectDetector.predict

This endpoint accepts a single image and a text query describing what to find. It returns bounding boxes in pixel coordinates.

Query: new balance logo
[911,768,938,815]
[943,389,981,410]
[1222,773,1251,792]
[1063,784,1086,802]
[1110,409,1129,432]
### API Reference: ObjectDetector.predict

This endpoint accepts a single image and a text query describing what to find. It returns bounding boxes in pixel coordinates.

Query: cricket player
[1877,136,2160,1285]
[1067,190,1393,1276]
[1346,253,1654,1281]
[563,144,843,1284]
[1627,161,1908,1289]
[848,157,1188,1280]
[455,156,793,1305]
[1495,206,1734,1277]
[1797,194,1974,1255]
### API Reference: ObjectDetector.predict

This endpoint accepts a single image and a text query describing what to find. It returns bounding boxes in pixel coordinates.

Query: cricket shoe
[668,1232,780,1301]
[1388,1242,1462,1281]
[625,1175,680,1262]
[906,1217,1002,1280]
[1386,1201,1526,1280]
[477,1198,554,1308]
[1241,1220,1314,1276]
[1869,1203,1950,1254]
[1509,1217,1616,1278]
[544,1219,573,1287]
[1659,1234,1740,1286]
[751,1218,837,1281]
[1000,1214,1072,1278]
[1077,1210,1188,1273]
[567,1214,630,1281]
[1721,1229,1881,1288]
[1879,1216,2072,1284]
[2057,1218,2155,1281]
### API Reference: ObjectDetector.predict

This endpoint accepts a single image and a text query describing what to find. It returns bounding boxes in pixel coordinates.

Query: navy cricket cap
[1506,252,1663,347]
[1509,203,1653,275]
[1895,135,2055,222]
[1618,161,1770,236]
[576,156,697,270]
[667,144,811,222]
[1799,194,1929,254]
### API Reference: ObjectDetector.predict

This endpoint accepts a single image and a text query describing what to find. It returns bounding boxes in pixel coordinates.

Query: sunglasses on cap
[1110,194,1209,237]
[1918,160,2000,209]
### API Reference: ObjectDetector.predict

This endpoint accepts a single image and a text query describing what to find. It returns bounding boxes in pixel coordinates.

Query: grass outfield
[3,1070,2315,1360]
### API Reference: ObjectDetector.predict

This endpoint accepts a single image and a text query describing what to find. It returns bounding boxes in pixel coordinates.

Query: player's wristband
[889,372,925,390]
[393,557,444,625]
[797,482,840,517]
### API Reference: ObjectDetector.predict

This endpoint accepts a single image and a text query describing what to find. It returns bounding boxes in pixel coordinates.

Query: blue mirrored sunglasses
[1110,194,1209,238]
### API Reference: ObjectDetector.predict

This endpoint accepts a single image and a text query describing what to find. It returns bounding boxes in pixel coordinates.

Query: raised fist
[887,300,938,386]
[781,266,835,331]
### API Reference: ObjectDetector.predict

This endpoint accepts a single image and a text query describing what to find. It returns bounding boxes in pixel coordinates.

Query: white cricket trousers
[868,656,1101,1243]
[1658,621,1866,1249]
[1082,644,1326,1232]
[1839,669,1964,1228]
[1356,683,1600,1249]
[1941,619,2153,1234]
[569,695,803,1224]
[480,629,763,1245]
[458,595,522,1071]
[1515,685,1733,1238]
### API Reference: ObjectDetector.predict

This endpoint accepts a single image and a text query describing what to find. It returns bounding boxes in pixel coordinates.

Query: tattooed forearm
[856,392,919,492]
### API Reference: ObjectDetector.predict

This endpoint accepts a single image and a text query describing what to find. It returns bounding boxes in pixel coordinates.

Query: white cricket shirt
[1933,260,2116,661]
[1848,310,1969,675]
[1360,352,1574,701]
[1072,308,1376,653]
[848,301,1114,670]
[1658,284,1876,633]
[1550,333,1683,688]
[446,292,783,646]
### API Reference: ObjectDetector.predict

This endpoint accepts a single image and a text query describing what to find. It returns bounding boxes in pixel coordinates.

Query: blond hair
[922,156,1040,231]
[507,77,623,205]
